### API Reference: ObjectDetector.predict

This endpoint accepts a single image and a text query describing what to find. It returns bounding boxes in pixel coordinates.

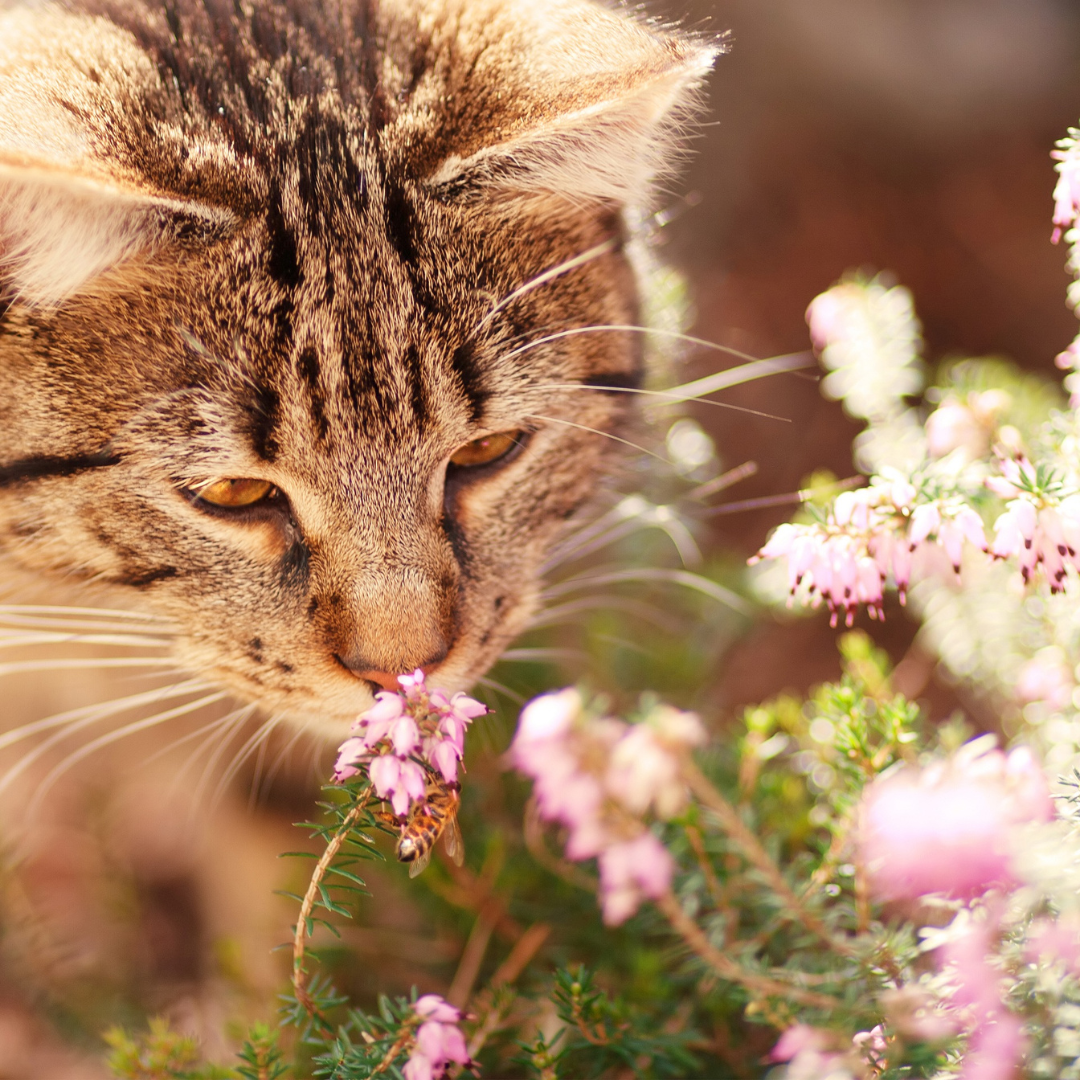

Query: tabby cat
[0,0,715,736]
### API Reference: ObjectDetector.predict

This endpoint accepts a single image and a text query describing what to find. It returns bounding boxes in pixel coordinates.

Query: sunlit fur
[0,0,716,741]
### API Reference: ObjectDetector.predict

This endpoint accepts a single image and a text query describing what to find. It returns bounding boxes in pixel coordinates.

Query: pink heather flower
[514,688,581,746]
[415,995,461,1023]
[606,725,689,820]
[991,493,1080,592]
[751,482,986,624]
[428,738,462,783]
[1015,654,1074,710]
[859,745,1053,902]
[369,754,427,817]
[926,391,1010,462]
[851,1025,887,1069]
[332,736,367,782]
[404,995,470,1080]
[1051,139,1080,243]
[770,1025,831,1062]
[389,714,421,757]
[1057,335,1080,372]
[880,986,957,1043]
[1026,913,1080,971]
[597,832,674,925]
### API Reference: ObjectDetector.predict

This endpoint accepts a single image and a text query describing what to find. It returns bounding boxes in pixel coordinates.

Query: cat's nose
[334,644,449,692]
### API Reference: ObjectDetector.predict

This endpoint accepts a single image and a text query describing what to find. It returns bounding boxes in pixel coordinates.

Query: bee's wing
[442,814,465,867]
[408,847,433,878]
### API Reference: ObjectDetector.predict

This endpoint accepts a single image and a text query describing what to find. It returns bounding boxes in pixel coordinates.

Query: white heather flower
[926,390,1010,462]
[606,725,688,820]
[991,494,1080,592]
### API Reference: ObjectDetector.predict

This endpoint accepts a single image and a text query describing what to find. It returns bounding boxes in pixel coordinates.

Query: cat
[0,0,716,740]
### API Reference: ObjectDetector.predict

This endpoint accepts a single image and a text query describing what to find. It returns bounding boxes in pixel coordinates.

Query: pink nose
[356,669,405,692]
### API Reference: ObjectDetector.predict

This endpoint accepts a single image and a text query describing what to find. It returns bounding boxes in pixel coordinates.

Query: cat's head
[0,0,715,730]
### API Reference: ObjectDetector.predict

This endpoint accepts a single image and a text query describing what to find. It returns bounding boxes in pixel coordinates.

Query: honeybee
[379,780,464,878]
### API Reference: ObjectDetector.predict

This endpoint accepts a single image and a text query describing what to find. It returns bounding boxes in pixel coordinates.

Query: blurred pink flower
[770,1025,832,1062]
[597,832,674,925]
[404,995,470,1080]
[1051,138,1080,243]
[859,745,1053,902]
[1015,654,1074,710]
[606,725,689,820]
[1026,914,1080,972]
[851,1025,887,1068]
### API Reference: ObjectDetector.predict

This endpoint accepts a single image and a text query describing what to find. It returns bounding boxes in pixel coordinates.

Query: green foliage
[104,1018,237,1080]
[516,966,700,1080]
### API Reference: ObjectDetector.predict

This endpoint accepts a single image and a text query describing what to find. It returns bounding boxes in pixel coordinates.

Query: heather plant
[101,129,1080,1079]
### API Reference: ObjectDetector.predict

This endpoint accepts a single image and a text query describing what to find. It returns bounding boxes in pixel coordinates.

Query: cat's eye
[449,431,522,468]
[193,478,275,508]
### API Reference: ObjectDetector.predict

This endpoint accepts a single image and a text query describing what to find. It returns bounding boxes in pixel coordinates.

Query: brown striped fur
[0,0,715,734]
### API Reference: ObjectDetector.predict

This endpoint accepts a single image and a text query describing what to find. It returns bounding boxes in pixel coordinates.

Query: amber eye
[449,431,522,468]
[194,478,275,508]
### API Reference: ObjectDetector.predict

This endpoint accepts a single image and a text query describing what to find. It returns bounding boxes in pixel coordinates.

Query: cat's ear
[0,160,234,307]
[423,6,720,208]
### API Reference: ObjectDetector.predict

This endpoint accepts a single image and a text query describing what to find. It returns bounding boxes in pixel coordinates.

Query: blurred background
[2,1,1080,1075]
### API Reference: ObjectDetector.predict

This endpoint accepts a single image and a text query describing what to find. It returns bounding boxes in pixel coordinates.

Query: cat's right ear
[422,4,721,210]
[0,160,234,307]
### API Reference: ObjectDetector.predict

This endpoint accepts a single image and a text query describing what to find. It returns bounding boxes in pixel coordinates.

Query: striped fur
[0,0,715,734]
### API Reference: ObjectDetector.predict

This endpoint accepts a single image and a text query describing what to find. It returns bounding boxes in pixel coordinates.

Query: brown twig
[292,794,371,1026]
[682,758,854,956]
[655,891,840,1010]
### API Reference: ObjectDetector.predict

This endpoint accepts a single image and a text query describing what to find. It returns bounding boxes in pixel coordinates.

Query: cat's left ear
[0,160,234,307]
[422,4,720,208]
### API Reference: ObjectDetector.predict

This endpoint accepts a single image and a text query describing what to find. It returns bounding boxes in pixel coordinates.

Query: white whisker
[532,383,790,422]
[142,706,251,773]
[190,705,258,808]
[0,631,174,650]
[527,595,683,634]
[256,719,312,806]
[0,657,178,677]
[499,647,586,664]
[209,712,284,811]
[0,604,172,624]
[475,676,525,707]
[24,689,228,816]
[0,678,211,755]
[475,240,617,333]
[524,413,670,463]
[541,567,752,615]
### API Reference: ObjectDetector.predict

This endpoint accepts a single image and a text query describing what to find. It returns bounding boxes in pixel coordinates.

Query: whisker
[190,705,259,808]
[531,384,790,423]
[257,720,313,806]
[703,475,864,518]
[688,460,758,501]
[0,657,178,677]
[0,678,211,755]
[527,595,683,635]
[475,676,525,707]
[541,567,753,615]
[142,706,251,773]
[0,631,173,650]
[475,240,617,333]
[524,413,671,463]
[502,322,813,382]
[210,713,284,812]
[23,689,228,816]
[0,604,172,624]
[499,647,587,664]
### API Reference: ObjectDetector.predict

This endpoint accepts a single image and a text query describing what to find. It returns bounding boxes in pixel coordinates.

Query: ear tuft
[422,2,721,209]
[0,163,234,307]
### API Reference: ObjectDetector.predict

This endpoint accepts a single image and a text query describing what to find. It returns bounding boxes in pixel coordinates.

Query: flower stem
[655,891,840,1010]
[682,758,854,956]
[292,792,371,1028]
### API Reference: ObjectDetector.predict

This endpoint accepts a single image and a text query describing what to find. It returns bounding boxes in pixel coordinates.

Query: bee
[378,780,464,878]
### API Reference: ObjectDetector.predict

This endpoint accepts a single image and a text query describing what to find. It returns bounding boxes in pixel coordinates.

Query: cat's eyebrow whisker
[541,567,753,616]
[531,384,790,423]
[474,239,618,334]
[524,414,672,464]
[23,689,228,817]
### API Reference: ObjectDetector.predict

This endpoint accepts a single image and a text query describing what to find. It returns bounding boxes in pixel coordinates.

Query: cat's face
[0,0,714,729]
